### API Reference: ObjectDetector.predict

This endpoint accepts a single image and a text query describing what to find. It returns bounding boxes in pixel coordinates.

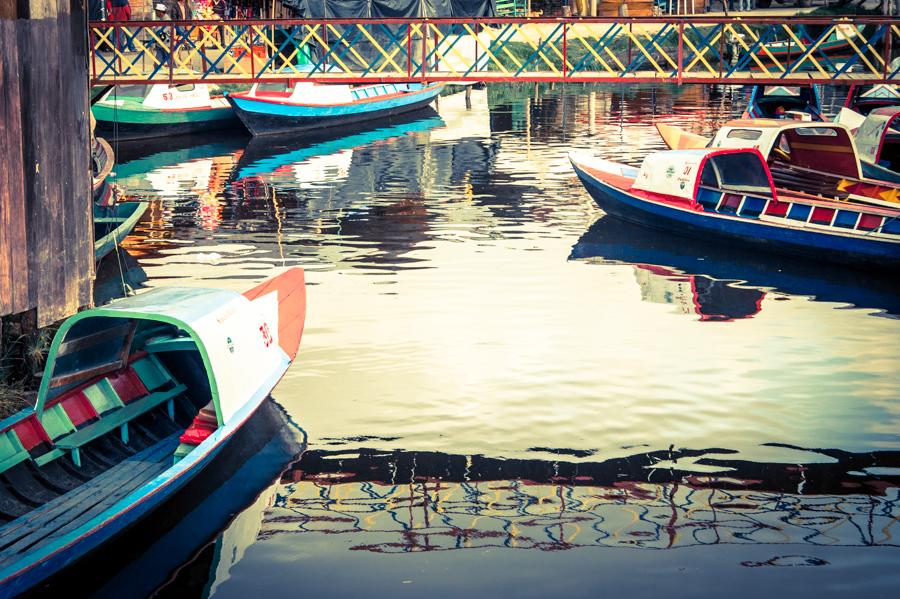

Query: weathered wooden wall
[0,0,93,327]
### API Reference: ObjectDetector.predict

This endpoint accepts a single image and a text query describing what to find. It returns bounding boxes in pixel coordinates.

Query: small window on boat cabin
[726,129,763,141]
[172,84,195,92]
[112,85,150,99]
[700,153,773,198]
[794,127,837,137]
[257,82,292,93]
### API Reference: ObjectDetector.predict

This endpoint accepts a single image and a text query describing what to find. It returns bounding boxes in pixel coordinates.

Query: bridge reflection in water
[258,449,900,554]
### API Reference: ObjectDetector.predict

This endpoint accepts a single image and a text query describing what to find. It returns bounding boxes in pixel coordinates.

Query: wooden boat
[91,135,115,206]
[93,201,148,261]
[0,268,307,595]
[656,119,900,207]
[742,85,823,121]
[226,82,445,136]
[569,148,900,269]
[92,84,239,141]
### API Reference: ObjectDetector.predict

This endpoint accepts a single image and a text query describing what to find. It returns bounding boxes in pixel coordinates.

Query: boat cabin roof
[855,106,900,165]
[37,286,290,426]
[98,84,213,109]
[857,85,900,101]
[710,121,861,179]
[632,148,776,205]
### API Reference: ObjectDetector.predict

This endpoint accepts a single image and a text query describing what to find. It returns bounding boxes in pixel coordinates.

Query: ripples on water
[97,83,899,597]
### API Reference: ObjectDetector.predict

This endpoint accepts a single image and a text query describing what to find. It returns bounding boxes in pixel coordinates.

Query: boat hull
[571,161,900,269]
[227,84,444,136]
[0,373,279,597]
[94,201,148,261]
[93,104,239,141]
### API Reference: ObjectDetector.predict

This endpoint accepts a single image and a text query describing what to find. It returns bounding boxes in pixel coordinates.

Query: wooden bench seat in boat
[36,355,186,468]
[0,433,181,567]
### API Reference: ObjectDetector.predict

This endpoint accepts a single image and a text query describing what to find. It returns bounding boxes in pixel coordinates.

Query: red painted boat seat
[179,403,219,446]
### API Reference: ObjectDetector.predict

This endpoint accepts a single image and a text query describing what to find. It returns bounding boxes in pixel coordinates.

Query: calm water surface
[96,84,899,598]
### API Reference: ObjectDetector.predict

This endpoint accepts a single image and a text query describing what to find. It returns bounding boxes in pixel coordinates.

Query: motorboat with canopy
[656,119,900,206]
[0,269,306,595]
[569,148,900,268]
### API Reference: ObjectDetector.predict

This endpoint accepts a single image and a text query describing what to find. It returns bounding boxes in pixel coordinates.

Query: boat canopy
[855,107,900,166]
[36,286,290,426]
[711,120,862,179]
[633,149,776,204]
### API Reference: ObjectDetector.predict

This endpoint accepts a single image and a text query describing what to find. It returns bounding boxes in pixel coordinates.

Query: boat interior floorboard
[0,433,181,567]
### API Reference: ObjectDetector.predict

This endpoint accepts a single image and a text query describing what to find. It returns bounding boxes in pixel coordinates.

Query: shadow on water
[570,217,900,319]
[26,402,306,599]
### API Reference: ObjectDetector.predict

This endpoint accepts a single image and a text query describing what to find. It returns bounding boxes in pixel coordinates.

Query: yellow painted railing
[89,17,900,85]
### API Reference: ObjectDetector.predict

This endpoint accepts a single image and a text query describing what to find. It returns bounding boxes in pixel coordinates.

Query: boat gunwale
[229,83,443,109]
[570,156,900,243]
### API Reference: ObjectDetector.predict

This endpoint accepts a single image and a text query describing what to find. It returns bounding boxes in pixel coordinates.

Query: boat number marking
[162,92,174,101]
[260,323,273,347]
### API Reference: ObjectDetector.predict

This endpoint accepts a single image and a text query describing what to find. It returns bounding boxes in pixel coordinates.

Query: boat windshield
[109,84,151,99]
[699,152,774,197]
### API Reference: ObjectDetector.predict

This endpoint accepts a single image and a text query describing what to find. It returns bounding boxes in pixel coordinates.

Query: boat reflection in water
[570,217,900,319]
[152,443,899,595]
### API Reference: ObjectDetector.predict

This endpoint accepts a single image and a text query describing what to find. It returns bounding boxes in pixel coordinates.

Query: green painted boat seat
[0,431,30,474]
[54,384,186,453]
[143,336,196,354]
[131,355,176,391]
[35,355,185,467]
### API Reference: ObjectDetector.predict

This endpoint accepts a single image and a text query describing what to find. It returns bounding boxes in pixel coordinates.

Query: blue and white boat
[226,81,445,136]
[569,148,900,269]
[0,268,307,595]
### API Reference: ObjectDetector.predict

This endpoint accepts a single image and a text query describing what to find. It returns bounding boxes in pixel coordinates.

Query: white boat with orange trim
[0,268,306,595]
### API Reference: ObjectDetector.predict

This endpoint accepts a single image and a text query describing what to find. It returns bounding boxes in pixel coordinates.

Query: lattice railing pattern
[90,18,900,85]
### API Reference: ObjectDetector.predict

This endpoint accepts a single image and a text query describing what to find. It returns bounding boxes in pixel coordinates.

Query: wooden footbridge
[89,16,900,86]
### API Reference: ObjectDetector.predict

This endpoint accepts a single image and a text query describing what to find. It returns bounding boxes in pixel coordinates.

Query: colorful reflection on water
[92,82,900,597]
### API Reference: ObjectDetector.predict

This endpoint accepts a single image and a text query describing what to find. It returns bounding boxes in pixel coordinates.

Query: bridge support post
[0,1,93,328]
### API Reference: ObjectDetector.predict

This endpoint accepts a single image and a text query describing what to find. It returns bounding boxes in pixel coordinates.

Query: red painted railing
[89,16,900,85]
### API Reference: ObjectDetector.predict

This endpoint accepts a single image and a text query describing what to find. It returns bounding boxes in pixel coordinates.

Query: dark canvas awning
[281,0,496,17]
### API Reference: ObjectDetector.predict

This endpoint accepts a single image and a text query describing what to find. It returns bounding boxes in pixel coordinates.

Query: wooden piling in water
[0,0,93,329]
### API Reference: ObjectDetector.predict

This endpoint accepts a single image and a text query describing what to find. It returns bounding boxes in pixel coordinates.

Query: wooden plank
[3,0,94,326]
[0,438,173,545]
[0,457,169,561]
[48,361,125,389]
[55,322,134,358]
[0,19,30,317]
[0,434,179,560]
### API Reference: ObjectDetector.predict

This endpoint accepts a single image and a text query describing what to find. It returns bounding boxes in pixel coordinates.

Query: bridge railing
[89,17,900,85]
